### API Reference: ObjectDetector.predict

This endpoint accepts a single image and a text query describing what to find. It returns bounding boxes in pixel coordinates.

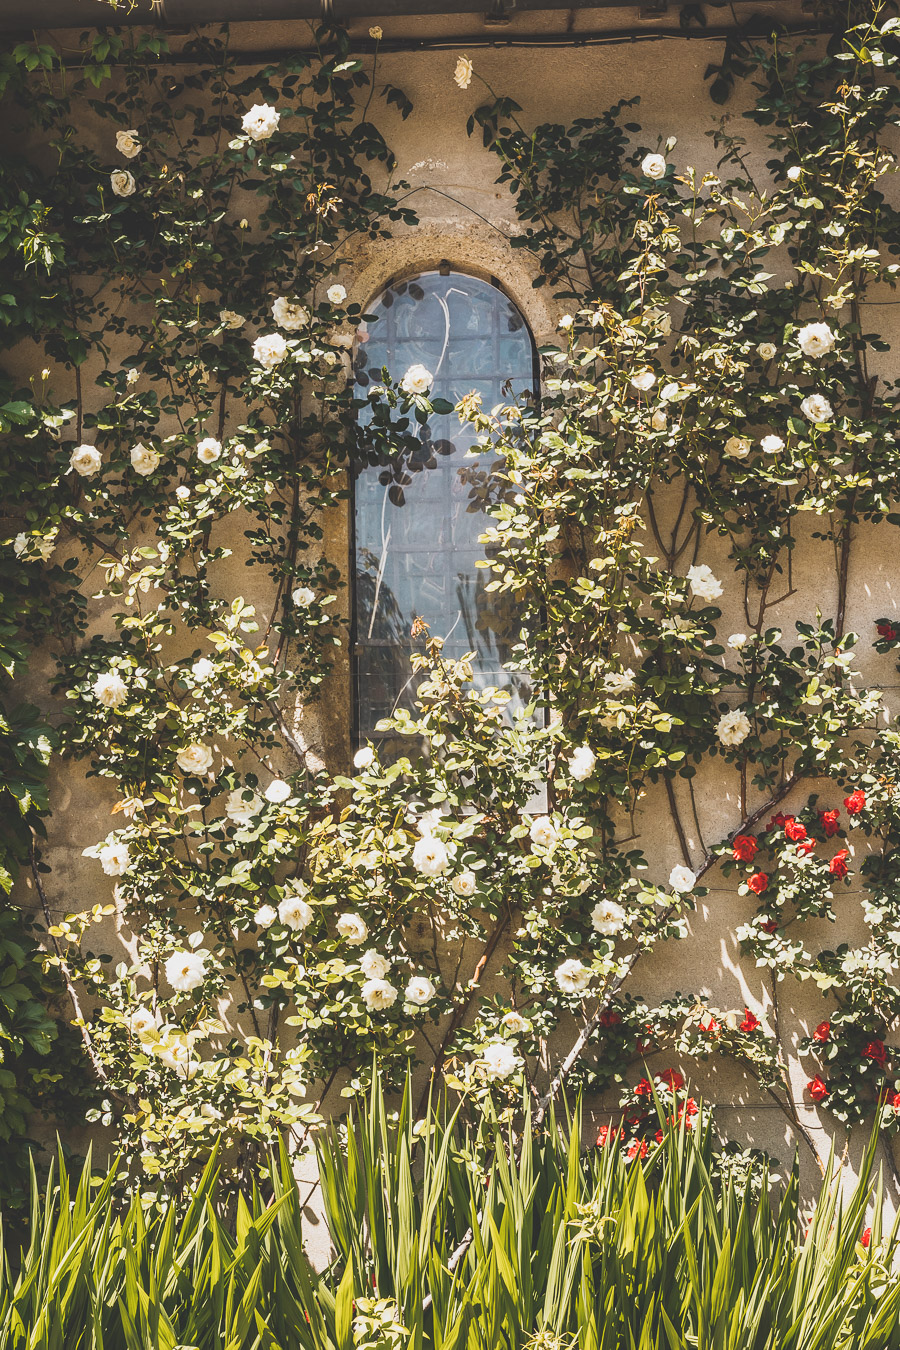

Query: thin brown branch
[29,840,125,1104]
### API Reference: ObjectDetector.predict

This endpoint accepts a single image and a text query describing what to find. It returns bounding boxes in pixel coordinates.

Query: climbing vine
[2,8,900,1186]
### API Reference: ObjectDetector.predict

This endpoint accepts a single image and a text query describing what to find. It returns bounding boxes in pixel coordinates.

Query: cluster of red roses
[804,1020,899,1106]
[874,618,900,650]
[597,1070,700,1156]
[730,791,866,898]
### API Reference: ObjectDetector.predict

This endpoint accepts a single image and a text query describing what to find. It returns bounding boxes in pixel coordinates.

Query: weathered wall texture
[15,2,900,1224]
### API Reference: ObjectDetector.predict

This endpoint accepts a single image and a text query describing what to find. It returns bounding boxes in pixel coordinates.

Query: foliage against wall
[2,7,900,1187]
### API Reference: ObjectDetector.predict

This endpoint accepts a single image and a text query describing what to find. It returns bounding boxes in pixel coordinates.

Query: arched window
[351,269,537,751]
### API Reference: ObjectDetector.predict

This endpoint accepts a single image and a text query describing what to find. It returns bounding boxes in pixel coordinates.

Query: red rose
[813,1021,830,1043]
[626,1139,648,1160]
[767,812,789,831]
[747,872,769,895]
[634,1077,653,1096]
[596,1125,620,1147]
[819,809,841,838]
[863,1040,887,1066]
[739,1009,761,1033]
[862,1226,871,1248]
[876,621,897,639]
[654,1128,663,1143]
[762,918,778,934]
[700,1015,720,1038]
[732,834,758,862]
[797,839,817,857]
[844,790,866,815]
[807,1075,829,1103]
[828,849,850,879]
[598,1008,622,1027]
[657,1069,685,1091]
[785,819,807,842]
[887,1091,900,1110]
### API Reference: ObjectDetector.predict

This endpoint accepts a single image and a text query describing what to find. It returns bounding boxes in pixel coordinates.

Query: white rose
[360,949,390,979]
[115,129,141,158]
[272,297,309,330]
[801,393,833,423]
[716,708,752,746]
[278,888,314,931]
[728,633,748,650]
[353,746,375,770]
[416,808,444,837]
[797,322,835,358]
[126,1006,159,1041]
[630,369,656,392]
[650,409,667,431]
[604,669,635,695]
[264,779,292,803]
[155,1035,196,1076]
[454,56,473,89]
[412,835,449,876]
[165,948,207,993]
[786,165,802,182]
[337,912,368,944]
[501,1011,530,1034]
[480,1038,522,1080]
[362,978,398,1011]
[241,103,280,141]
[591,899,627,936]
[558,314,574,331]
[254,904,277,929]
[669,864,696,893]
[225,788,262,825]
[176,743,214,775]
[724,435,751,459]
[70,444,102,477]
[641,153,667,180]
[686,564,723,603]
[529,815,558,850]
[369,25,383,39]
[327,284,347,305]
[110,169,136,197]
[253,333,289,367]
[401,363,433,396]
[196,437,221,464]
[569,745,596,782]
[406,975,435,1006]
[292,585,315,607]
[125,367,140,384]
[451,870,477,897]
[556,958,591,994]
[191,657,215,681]
[219,310,245,329]
[14,530,56,561]
[85,840,130,876]
[130,442,160,475]
[757,342,777,360]
[175,485,190,500]
[93,671,128,708]
[760,434,784,454]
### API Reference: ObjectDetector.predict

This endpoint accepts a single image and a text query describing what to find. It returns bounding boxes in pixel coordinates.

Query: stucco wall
[15,5,900,1238]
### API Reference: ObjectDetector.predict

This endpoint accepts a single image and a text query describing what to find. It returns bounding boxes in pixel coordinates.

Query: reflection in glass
[352,272,536,749]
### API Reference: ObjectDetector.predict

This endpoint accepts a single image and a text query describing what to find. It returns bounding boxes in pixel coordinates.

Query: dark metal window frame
[348,265,540,754]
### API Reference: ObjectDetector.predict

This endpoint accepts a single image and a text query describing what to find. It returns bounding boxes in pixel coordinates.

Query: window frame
[348,266,540,755]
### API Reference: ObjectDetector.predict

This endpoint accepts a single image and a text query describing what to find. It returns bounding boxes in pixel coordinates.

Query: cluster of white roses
[109,127,141,198]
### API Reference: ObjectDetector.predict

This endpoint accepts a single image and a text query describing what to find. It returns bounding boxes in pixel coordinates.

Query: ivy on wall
[1,7,900,1189]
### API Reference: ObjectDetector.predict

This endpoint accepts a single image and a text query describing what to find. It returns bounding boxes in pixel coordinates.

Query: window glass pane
[352,271,536,751]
